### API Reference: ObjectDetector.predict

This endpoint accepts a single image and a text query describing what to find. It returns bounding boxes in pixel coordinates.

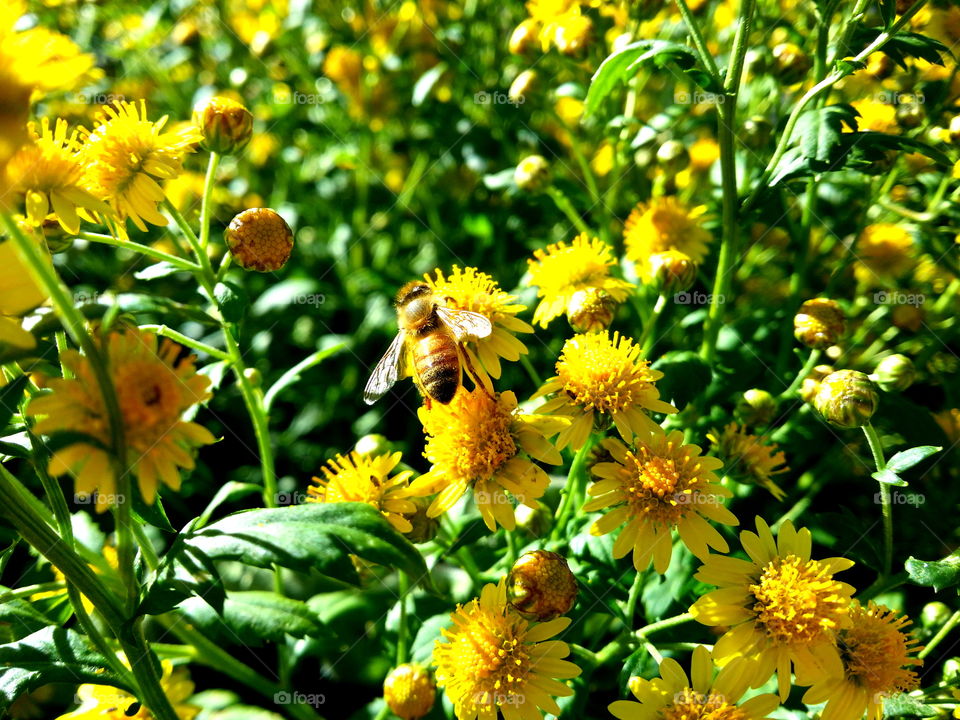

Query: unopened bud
[507,550,578,621]
[514,155,550,193]
[794,298,845,349]
[225,208,294,272]
[872,354,916,392]
[648,250,697,293]
[772,43,811,85]
[567,288,617,333]
[735,389,776,427]
[896,101,924,130]
[402,496,439,544]
[383,664,435,720]
[814,370,878,429]
[193,96,254,155]
[354,434,391,457]
[943,657,960,682]
[920,601,952,632]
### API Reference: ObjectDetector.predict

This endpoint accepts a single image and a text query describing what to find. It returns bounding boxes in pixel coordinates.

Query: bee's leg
[461,345,494,399]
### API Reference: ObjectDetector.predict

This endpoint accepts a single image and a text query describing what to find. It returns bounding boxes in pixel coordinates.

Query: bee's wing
[436,306,493,342]
[363,332,405,405]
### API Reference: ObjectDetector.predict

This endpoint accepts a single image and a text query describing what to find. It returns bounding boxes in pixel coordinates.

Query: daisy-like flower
[803,602,921,720]
[690,517,856,700]
[425,266,533,380]
[532,331,677,451]
[707,423,789,501]
[526,233,634,329]
[433,579,581,720]
[307,451,417,533]
[408,388,565,531]
[854,223,914,285]
[610,645,780,720]
[0,236,47,351]
[27,326,215,512]
[79,100,202,232]
[56,659,199,720]
[585,433,737,573]
[5,118,111,234]
[623,197,712,281]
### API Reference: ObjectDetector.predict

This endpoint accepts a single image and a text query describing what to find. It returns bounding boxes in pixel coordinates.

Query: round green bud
[193,96,254,155]
[735,389,777,427]
[813,370,879,429]
[872,353,916,393]
[507,550,578,621]
[794,298,845,350]
[921,601,953,631]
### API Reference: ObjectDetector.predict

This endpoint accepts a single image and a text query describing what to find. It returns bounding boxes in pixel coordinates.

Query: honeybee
[364,282,493,406]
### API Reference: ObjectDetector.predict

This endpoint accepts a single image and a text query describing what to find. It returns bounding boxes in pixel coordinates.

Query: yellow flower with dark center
[802,602,921,720]
[409,389,564,531]
[307,451,416,533]
[707,423,788,500]
[609,645,780,720]
[5,119,111,234]
[424,266,533,380]
[527,233,634,328]
[690,518,856,700]
[56,659,199,720]
[0,237,48,351]
[79,100,202,232]
[585,433,737,573]
[433,579,581,720]
[855,223,914,285]
[623,197,712,281]
[533,331,677,451]
[27,327,215,511]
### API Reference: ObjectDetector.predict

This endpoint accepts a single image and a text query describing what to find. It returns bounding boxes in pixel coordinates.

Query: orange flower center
[659,688,749,720]
[114,361,183,444]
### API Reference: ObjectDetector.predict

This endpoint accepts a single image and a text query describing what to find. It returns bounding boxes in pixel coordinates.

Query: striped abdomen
[412,329,461,404]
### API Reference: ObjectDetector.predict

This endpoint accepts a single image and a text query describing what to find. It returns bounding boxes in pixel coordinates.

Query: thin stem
[163,199,216,298]
[549,437,596,544]
[396,572,410,665]
[139,324,231,361]
[77,232,200,272]
[674,0,721,80]
[635,611,694,639]
[779,348,822,399]
[862,423,893,577]
[624,572,644,630]
[199,152,220,251]
[548,187,591,236]
[919,610,960,659]
[639,294,668,355]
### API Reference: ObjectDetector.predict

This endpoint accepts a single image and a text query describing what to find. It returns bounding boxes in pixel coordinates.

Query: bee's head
[395,281,431,306]
[396,282,434,324]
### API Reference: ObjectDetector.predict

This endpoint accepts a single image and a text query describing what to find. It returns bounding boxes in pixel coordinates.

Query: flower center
[114,361,183,444]
[620,452,691,525]
[659,689,749,720]
[839,608,919,696]
[557,337,653,415]
[749,555,848,644]
[451,614,529,707]
[424,392,517,483]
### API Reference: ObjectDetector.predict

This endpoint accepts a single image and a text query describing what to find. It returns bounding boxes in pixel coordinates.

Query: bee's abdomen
[414,333,460,404]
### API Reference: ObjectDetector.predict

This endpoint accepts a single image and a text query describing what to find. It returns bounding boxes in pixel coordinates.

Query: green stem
[635,611,694,639]
[139,324,231,361]
[862,423,893,577]
[131,521,160,571]
[674,0,721,81]
[549,437,596,544]
[779,348,822,399]
[639,294,668,356]
[519,354,543,388]
[919,610,960,660]
[396,572,410,665]
[78,232,200,272]
[199,152,220,251]
[547,187,591,236]
[624,572,644,630]
[163,199,216,298]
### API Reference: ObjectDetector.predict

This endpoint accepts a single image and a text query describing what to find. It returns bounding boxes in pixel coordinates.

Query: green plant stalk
[862,423,893,578]
[779,348,821,399]
[547,187,591,235]
[199,152,220,251]
[700,0,757,364]
[639,294,668,356]
[624,572,644,629]
[918,609,960,660]
[673,0,721,81]
[635,611,694,640]
[139,324,231,361]
[163,199,216,298]
[77,231,200,272]
[549,437,596,544]
[396,572,410,665]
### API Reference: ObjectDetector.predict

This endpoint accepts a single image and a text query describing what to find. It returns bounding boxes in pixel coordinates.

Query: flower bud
[243,367,262,387]
[943,657,960,683]
[896,101,924,130]
[735,389,776,427]
[794,298,845,349]
[509,69,538,104]
[801,364,834,404]
[920,601,952,633]
[507,550,578,621]
[509,19,539,55]
[514,501,552,537]
[872,353,916,392]
[772,43,811,85]
[402,496,439,544]
[193,96,254,155]
[224,208,294,272]
[648,250,697,294]
[383,664,436,720]
[742,116,773,150]
[354,433,391,458]
[656,140,689,175]
[813,370,879,429]
[567,288,617,333]
[514,155,550,193]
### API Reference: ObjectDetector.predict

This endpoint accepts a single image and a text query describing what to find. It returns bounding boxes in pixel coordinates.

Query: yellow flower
[526,234,634,328]
[707,423,788,500]
[850,99,898,134]
[384,664,436,720]
[56,659,199,720]
[690,137,720,172]
[855,223,914,285]
[610,645,780,720]
[802,602,921,720]
[533,331,677,451]
[0,236,48,351]
[307,451,416,533]
[409,389,564,531]
[79,100,201,232]
[27,327,215,511]
[5,119,110,234]
[623,197,712,281]
[433,579,581,720]
[324,46,363,109]
[585,433,737,573]
[424,266,533,380]
[690,518,856,700]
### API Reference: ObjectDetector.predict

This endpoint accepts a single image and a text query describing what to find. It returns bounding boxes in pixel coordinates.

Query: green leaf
[178,591,321,645]
[872,468,908,487]
[650,351,711,409]
[852,26,948,68]
[879,0,896,28]
[131,493,175,533]
[139,525,226,617]
[882,693,938,718]
[0,376,28,432]
[905,549,960,591]
[586,40,719,116]
[196,481,263,528]
[0,627,133,713]
[409,613,451,666]
[886,446,942,474]
[0,597,62,640]
[134,262,187,280]
[214,281,249,324]
[795,104,859,170]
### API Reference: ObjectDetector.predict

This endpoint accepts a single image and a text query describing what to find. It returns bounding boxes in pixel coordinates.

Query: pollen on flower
[659,689,751,720]
[839,602,921,697]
